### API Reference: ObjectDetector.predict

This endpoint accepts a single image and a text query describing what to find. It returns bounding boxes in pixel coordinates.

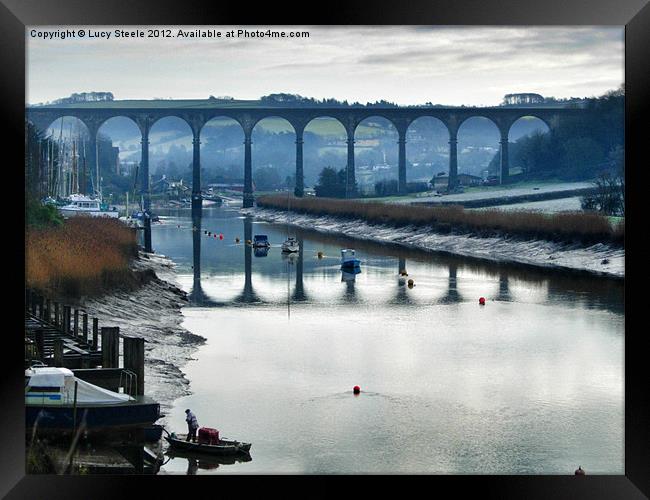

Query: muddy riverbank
[80,251,205,417]
[251,207,624,278]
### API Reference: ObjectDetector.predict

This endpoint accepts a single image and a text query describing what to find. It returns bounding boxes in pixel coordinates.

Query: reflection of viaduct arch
[292,237,308,302]
[189,211,310,307]
[27,105,584,250]
[188,211,220,307]
[436,263,463,305]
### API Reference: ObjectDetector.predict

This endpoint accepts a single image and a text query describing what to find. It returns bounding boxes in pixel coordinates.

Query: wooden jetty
[25,288,146,397]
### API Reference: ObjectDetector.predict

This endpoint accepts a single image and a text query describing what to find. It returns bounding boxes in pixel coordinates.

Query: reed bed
[257,196,624,245]
[26,217,139,298]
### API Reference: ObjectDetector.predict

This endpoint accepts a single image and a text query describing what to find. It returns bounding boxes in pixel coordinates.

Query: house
[432,173,483,190]
[151,175,191,197]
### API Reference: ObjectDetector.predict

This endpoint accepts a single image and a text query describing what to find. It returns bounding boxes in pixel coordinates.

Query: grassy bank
[257,195,624,245]
[26,217,139,298]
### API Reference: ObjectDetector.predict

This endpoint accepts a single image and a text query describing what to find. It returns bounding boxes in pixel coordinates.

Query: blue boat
[131,211,160,223]
[25,367,160,431]
[340,249,361,270]
[252,235,271,248]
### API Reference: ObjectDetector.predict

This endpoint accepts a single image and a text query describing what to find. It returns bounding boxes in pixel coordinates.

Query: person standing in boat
[185,409,199,442]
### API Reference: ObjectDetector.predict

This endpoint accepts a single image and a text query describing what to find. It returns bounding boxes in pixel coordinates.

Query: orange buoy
[353,385,361,394]
[479,297,486,305]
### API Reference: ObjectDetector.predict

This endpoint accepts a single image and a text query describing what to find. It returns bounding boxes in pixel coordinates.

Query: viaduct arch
[27,104,583,251]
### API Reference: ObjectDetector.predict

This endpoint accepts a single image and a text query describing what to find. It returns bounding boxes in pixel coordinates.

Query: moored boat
[57,194,119,219]
[131,210,160,223]
[25,366,160,431]
[340,249,361,270]
[165,431,252,456]
[281,236,299,253]
[252,235,271,248]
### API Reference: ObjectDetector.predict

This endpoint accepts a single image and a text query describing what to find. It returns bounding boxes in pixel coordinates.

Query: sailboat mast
[96,139,100,199]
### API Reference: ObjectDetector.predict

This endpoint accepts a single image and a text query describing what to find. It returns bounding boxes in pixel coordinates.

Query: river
[152,204,623,475]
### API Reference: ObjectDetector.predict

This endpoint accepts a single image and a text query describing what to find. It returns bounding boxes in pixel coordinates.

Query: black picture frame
[2,0,647,497]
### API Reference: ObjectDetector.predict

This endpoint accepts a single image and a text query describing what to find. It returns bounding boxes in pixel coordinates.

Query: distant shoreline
[251,207,624,279]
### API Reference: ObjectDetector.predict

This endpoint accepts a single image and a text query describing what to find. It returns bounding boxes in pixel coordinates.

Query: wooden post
[92,318,99,350]
[54,303,60,328]
[82,313,89,344]
[35,329,45,361]
[38,296,45,319]
[63,306,71,335]
[123,336,145,396]
[53,338,64,366]
[80,355,90,369]
[45,298,51,323]
[25,289,31,312]
[31,294,37,315]
[101,327,120,368]
[73,309,79,338]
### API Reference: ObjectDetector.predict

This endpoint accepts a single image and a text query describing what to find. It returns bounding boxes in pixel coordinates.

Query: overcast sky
[26,26,624,106]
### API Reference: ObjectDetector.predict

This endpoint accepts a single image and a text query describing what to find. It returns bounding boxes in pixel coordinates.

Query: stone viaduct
[26,103,584,251]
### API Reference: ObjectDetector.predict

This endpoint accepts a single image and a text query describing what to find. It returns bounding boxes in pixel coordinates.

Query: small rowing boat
[164,431,252,456]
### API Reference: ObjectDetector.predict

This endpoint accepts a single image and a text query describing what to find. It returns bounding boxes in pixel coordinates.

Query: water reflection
[341,269,360,302]
[178,206,623,314]
[234,216,263,304]
[437,263,462,305]
[166,449,252,475]
[496,273,511,302]
[292,238,308,302]
[188,212,219,307]
[153,206,624,475]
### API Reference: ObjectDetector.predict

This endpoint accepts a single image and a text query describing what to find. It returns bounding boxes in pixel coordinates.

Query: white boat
[58,194,119,219]
[26,366,132,406]
[119,216,142,228]
[281,237,299,253]
[25,366,161,431]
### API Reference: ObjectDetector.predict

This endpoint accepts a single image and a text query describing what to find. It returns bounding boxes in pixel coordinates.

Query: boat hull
[165,435,251,456]
[26,399,160,431]
[59,209,120,219]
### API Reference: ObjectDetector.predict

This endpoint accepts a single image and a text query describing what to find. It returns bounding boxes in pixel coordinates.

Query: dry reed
[257,195,624,245]
[26,217,139,297]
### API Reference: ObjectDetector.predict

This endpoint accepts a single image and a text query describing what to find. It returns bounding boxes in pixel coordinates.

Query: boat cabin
[253,235,270,247]
[25,366,132,406]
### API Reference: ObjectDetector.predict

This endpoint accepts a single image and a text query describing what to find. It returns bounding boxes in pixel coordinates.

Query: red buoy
[353,385,361,394]
[219,233,224,240]
[479,297,486,305]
